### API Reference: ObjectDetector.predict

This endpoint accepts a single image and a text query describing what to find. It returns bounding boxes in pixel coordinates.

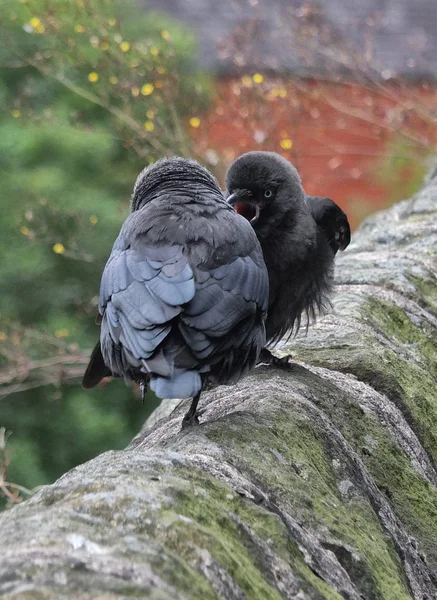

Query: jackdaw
[82,157,269,426]
[226,151,350,364]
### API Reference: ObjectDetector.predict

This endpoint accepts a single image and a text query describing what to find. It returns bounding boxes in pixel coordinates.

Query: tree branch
[0,352,90,398]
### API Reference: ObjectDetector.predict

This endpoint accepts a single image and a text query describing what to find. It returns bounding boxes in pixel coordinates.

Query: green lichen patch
[144,535,221,600]
[360,298,437,452]
[255,311,437,578]
[367,351,437,463]
[408,272,437,312]
[167,463,342,600]
[365,445,437,569]
[363,298,437,374]
[279,365,437,570]
[151,490,284,599]
[197,408,411,600]
[292,329,437,465]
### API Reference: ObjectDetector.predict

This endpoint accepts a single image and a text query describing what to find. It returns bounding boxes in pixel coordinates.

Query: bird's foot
[259,348,293,369]
[181,408,205,429]
[181,412,200,429]
[181,392,204,429]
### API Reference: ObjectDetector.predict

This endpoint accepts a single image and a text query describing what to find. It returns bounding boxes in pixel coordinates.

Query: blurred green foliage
[0,0,211,506]
[373,138,430,204]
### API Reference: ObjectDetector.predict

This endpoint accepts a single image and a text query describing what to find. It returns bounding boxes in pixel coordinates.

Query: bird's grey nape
[131,156,222,212]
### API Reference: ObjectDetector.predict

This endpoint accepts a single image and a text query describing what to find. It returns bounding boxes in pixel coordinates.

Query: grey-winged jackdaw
[82,157,269,426]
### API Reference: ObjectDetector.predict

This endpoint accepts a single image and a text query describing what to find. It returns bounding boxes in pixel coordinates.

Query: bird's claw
[259,348,293,369]
[181,408,205,429]
[140,380,147,404]
[272,354,293,369]
[181,414,200,429]
[181,412,200,429]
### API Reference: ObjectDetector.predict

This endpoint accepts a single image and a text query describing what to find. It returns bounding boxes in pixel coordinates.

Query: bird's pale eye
[264,189,273,199]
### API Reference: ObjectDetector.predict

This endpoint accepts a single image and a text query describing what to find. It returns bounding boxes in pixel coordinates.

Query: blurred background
[1,0,437,507]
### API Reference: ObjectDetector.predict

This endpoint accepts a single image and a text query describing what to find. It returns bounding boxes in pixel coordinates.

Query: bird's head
[306,196,351,254]
[225,151,306,226]
[131,157,221,211]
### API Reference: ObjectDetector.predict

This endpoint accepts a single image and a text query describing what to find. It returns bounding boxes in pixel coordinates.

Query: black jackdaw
[82,157,269,426]
[226,151,350,362]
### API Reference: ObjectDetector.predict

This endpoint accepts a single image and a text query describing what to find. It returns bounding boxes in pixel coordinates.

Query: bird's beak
[226,192,239,205]
[227,189,255,205]
[227,190,260,224]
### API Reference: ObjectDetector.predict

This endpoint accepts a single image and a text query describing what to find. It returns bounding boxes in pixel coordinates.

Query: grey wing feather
[99,232,196,379]
[180,247,268,369]
[111,280,180,327]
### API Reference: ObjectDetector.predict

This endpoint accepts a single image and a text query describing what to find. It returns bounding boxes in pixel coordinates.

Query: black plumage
[83,157,269,426]
[226,151,350,351]
[306,196,351,255]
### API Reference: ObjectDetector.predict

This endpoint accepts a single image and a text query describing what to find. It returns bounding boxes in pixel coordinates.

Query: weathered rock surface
[1,179,437,599]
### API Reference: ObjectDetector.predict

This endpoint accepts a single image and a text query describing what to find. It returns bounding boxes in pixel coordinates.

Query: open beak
[227,191,260,224]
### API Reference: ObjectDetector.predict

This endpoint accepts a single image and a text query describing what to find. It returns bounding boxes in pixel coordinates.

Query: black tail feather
[82,341,112,389]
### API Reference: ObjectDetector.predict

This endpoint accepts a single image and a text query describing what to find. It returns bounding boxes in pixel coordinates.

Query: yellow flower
[141,83,154,96]
[144,121,154,132]
[55,329,69,338]
[120,41,130,52]
[90,215,98,224]
[101,42,109,51]
[189,117,200,129]
[0,332,7,341]
[280,138,293,150]
[11,109,21,118]
[29,17,41,28]
[35,24,45,33]
[252,73,264,84]
[241,75,253,88]
[52,243,65,254]
[278,88,287,98]
[109,76,118,84]
[75,24,85,33]
[20,226,29,236]
[108,18,117,27]
[131,87,140,97]
[150,46,159,56]
[146,109,155,119]
[161,30,170,40]
[88,72,99,82]
[156,66,166,74]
